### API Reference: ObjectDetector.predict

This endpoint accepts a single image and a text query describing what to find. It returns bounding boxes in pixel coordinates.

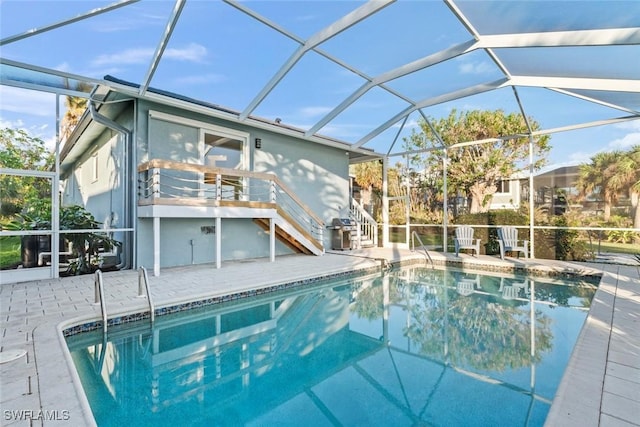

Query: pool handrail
[411,231,434,269]
[138,266,155,324]
[93,269,107,335]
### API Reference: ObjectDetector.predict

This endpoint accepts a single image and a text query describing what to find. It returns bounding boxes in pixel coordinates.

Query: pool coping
[2,250,637,426]
[58,255,602,427]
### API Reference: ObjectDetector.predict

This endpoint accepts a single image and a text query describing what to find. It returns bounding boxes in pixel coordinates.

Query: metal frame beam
[238,0,394,121]
[139,0,186,96]
[0,0,139,46]
[354,78,509,149]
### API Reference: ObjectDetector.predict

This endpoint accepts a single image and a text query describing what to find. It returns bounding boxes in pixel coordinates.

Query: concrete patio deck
[1,249,638,426]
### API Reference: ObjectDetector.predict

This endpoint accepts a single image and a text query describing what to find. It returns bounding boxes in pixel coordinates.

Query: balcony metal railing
[137,159,325,244]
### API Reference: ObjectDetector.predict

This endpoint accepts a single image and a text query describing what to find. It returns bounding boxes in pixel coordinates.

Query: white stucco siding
[252,132,350,249]
[134,100,350,264]
[136,217,292,268]
[61,127,126,228]
[148,117,200,164]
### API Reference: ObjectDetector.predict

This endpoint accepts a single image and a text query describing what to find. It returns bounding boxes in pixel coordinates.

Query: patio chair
[454,226,481,257]
[456,274,481,296]
[499,278,529,300]
[497,226,528,260]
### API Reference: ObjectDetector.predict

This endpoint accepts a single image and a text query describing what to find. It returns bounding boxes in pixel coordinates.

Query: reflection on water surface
[66,267,597,426]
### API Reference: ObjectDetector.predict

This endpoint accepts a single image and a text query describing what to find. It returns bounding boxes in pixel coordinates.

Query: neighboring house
[60,77,378,275]
[487,166,580,214]
[487,177,523,211]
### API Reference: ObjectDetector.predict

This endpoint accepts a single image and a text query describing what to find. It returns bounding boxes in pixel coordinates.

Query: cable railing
[137,159,324,245]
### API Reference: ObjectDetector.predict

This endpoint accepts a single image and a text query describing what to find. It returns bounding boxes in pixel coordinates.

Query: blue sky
[1,0,639,169]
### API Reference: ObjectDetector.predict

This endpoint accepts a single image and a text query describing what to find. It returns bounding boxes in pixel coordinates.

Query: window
[496,179,509,194]
[203,133,244,189]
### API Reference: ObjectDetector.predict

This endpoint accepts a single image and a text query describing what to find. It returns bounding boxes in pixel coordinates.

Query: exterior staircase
[253,206,324,255]
[350,198,378,248]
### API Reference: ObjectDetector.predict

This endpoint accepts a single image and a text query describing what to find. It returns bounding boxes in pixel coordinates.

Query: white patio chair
[454,226,481,257]
[497,226,528,260]
[499,277,528,300]
[456,275,480,296]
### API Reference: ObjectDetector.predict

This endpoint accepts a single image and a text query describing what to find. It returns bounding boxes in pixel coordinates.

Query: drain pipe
[89,101,132,270]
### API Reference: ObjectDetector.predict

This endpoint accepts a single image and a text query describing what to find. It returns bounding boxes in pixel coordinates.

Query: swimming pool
[65,266,598,426]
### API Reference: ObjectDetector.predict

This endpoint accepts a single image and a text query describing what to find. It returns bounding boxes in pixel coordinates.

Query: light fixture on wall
[255,138,262,149]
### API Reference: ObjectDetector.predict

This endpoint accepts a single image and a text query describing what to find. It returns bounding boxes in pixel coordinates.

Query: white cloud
[54,62,72,73]
[391,118,421,129]
[607,131,640,150]
[459,60,494,75]
[295,14,316,22]
[566,128,640,164]
[91,43,208,67]
[164,43,208,62]
[568,150,595,164]
[0,86,56,117]
[298,106,332,118]
[91,48,154,67]
[613,119,640,132]
[0,118,56,150]
[0,118,24,129]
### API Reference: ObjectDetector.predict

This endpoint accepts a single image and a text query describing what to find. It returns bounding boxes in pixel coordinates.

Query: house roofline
[102,76,381,162]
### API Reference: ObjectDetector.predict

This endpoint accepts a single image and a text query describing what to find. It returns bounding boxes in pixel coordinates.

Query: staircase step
[252,218,313,255]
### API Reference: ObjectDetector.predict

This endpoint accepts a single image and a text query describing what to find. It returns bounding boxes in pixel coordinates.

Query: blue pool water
[65,266,598,426]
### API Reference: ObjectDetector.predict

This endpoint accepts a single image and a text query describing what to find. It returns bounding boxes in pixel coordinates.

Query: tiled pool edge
[38,253,611,426]
[544,264,640,427]
[60,256,602,338]
[543,268,616,427]
[60,262,389,337]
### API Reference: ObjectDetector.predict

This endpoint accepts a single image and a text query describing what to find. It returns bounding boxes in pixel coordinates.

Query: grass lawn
[587,240,640,255]
[0,236,21,269]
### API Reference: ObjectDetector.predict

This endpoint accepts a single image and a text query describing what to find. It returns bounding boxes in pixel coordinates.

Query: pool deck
[1,249,638,426]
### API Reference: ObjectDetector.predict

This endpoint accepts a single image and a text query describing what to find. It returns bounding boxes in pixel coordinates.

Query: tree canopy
[405,109,551,214]
[576,145,640,229]
[0,127,54,217]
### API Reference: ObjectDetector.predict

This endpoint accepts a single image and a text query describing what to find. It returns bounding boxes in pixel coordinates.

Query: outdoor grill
[330,218,355,250]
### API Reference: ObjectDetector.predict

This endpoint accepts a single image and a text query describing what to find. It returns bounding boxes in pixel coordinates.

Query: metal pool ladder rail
[411,231,434,269]
[93,270,108,335]
[92,267,156,337]
[138,266,155,323]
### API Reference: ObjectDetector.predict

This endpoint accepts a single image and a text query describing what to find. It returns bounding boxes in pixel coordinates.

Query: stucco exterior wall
[134,100,349,268]
[60,106,133,252]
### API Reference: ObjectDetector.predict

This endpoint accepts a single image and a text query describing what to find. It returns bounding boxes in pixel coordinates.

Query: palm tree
[576,151,622,221]
[351,161,383,216]
[614,145,640,229]
[60,95,88,141]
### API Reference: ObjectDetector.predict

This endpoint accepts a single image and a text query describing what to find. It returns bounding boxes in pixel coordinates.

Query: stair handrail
[411,231,434,269]
[350,199,378,247]
[271,177,325,245]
